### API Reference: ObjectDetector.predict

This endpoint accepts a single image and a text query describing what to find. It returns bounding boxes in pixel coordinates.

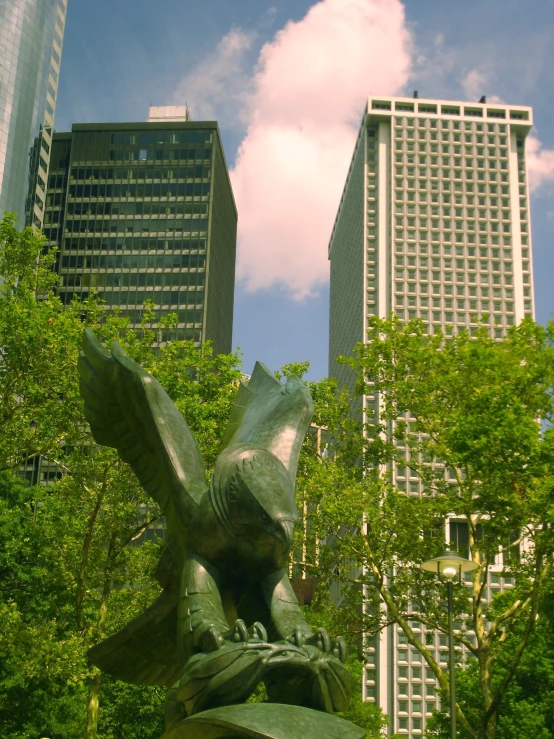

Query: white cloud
[231,0,412,299]
[172,28,256,123]
[527,134,554,192]
[460,69,503,104]
[175,2,554,301]
[461,69,487,101]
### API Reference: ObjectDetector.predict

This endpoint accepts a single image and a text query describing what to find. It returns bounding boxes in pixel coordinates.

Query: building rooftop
[366,93,533,125]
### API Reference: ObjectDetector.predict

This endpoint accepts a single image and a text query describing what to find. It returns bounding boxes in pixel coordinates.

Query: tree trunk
[76,485,104,628]
[84,669,101,739]
[83,531,117,739]
[477,715,497,739]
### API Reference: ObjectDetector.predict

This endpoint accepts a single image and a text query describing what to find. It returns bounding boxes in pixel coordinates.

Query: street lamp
[420,550,478,739]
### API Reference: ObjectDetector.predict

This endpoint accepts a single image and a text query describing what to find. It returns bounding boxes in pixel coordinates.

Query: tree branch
[360,533,478,738]
[481,558,550,730]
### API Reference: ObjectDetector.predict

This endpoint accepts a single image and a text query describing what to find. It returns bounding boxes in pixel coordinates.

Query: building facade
[42,119,237,355]
[328,96,535,737]
[0,0,67,228]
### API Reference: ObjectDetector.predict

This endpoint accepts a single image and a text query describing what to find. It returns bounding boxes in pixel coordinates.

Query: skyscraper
[0,0,67,228]
[43,118,237,355]
[328,95,535,737]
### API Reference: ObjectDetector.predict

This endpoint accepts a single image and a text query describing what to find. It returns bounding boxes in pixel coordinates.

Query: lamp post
[420,550,478,739]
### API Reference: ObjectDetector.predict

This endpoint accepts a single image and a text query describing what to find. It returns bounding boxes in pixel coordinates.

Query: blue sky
[55,0,554,379]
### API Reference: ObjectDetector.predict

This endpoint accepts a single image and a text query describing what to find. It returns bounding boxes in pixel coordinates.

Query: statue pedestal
[161,703,365,739]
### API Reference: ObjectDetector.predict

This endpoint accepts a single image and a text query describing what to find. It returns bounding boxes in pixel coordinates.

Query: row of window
[64,217,208,234]
[394,117,509,132]
[395,148,509,163]
[109,131,211,146]
[395,132,508,146]
[390,234,515,249]
[95,288,203,308]
[394,198,520,212]
[392,284,518,299]
[396,716,424,732]
[390,267,515,280]
[394,215,513,228]
[395,296,515,311]
[67,182,211,199]
[393,183,516,201]
[107,147,210,163]
[394,311,515,328]
[60,253,206,269]
[391,235,528,255]
[61,237,207,251]
[69,163,210,183]
[395,250,523,264]
[116,308,203,325]
[393,263,514,277]
[62,271,205,288]
[392,168,510,183]
[65,200,208,216]
[60,288,204,308]
[398,700,436,715]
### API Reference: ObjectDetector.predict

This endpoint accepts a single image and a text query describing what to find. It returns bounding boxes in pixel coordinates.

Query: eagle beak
[278,518,295,551]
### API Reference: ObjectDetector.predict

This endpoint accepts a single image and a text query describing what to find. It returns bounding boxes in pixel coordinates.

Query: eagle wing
[221,361,314,484]
[78,327,208,523]
[79,328,209,684]
[87,589,181,686]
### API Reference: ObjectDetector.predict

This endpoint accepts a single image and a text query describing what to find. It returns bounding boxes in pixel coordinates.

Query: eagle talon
[306,627,331,654]
[332,636,347,663]
[287,625,309,648]
[248,621,268,642]
[229,619,249,643]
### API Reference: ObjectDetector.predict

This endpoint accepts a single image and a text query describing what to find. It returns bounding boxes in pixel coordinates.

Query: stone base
[161,703,365,739]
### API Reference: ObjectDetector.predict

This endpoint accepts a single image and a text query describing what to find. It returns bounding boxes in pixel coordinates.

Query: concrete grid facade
[0,0,67,228]
[328,95,535,737]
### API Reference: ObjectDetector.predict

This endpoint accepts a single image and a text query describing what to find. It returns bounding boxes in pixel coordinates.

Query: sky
[55,0,554,380]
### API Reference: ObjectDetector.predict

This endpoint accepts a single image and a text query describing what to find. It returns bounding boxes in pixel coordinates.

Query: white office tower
[328,96,535,737]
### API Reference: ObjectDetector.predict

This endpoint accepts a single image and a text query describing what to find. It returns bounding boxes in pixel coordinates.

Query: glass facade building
[0,0,67,228]
[43,120,237,355]
[328,96,535,737]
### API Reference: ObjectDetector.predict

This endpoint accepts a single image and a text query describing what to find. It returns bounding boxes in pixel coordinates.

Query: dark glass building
[0,0,67,228]
[43,120,237,354]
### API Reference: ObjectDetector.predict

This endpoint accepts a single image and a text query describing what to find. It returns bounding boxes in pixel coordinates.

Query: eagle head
[210,445,299,569]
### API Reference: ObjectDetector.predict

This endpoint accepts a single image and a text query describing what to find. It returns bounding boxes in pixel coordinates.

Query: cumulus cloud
[460,68,503,104]
[172,28,256,123]
[462,69,487,101]
[527,134,554,192]
[231,0,412,299]
[177,2,554,301]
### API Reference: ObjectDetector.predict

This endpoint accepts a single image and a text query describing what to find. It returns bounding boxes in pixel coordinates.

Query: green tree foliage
[427,582,554,738]
[294,316,554,739]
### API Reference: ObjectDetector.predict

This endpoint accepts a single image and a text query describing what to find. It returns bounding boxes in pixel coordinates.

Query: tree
[427,578,554,738]
[295,316,554,739]
[0,214,104,474]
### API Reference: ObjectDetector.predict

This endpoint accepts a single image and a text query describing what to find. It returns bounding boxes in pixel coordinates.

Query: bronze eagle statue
[78,328,353,729]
